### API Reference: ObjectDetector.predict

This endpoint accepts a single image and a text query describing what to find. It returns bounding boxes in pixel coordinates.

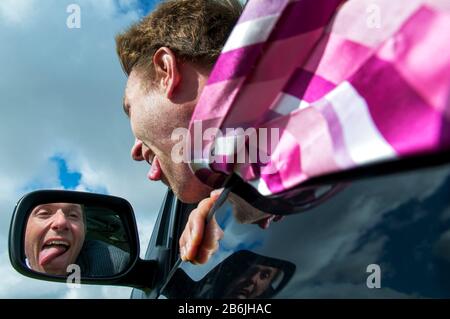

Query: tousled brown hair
[116,0,243,82]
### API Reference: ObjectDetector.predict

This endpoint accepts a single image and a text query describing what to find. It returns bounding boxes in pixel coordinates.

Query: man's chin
[43,266,69,276]
[42,257,74,276]
[174,191,204,204]
[174,184,212,204]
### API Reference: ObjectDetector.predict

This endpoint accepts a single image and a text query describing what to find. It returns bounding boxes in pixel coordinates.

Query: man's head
[24,203,86,276]
[116,0,242,203]
[223,264,281,299]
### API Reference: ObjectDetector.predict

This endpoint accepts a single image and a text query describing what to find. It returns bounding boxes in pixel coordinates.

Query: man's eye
[68,212,80,219]
[260,271,271,280]
[35,210,51,218]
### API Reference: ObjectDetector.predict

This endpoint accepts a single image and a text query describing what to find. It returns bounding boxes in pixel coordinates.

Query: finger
[210,188,224,200]
[180,247,188,262]
[195,246,214,265]
[192,216,224,264]
[179,221,192,261]
[183,193,222,263]
[184,211,205,261]
[188,209,206,248]
[201,216,224,251]
[179,216,193,247]
[184,201,215,261]
[197,196,214,210]
[194,235,221,265]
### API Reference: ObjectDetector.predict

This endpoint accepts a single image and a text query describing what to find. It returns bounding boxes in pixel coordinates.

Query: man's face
[124,69,212,203]
[24,203,85,276]
[224,264,280,299]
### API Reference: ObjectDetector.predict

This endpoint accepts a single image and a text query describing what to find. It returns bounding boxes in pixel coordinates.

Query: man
[161,250,292,299]
[25,203,130,276]
[25,203,85,276]
[222,264,281,299]
[116,0,241,203]
[116,0,277,264]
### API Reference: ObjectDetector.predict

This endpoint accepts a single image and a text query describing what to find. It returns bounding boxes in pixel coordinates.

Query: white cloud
[0,0,37,25]
[0,0,165,298]
[118,0,140,11]
[0,252,66,298]
[64,285,133,299]
[0,249,134,298]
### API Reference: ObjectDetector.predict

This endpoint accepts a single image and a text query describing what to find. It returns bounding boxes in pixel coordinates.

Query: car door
[130,190,195,299]
[156,162,450,299]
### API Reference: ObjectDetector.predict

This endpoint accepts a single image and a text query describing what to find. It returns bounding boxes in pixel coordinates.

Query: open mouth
[39,239,71,267]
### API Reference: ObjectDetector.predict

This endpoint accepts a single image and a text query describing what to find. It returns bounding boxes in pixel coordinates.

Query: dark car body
[131,162,450,299]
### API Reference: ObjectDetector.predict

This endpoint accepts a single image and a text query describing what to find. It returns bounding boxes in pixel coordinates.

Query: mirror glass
[162,250,295,299]
[201,251,293,299]
[23,202,131,278]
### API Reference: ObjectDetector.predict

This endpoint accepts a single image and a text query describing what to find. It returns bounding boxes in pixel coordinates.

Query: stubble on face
[125,69,213,203]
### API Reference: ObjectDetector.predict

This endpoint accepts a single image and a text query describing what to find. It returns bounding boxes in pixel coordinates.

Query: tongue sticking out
[39,246,67,266]
[147,156,162,181]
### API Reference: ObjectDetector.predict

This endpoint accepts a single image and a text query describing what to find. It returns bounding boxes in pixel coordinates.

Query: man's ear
[152,47,181,98]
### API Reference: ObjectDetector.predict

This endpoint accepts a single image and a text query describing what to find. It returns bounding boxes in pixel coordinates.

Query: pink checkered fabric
[188,0,450,196]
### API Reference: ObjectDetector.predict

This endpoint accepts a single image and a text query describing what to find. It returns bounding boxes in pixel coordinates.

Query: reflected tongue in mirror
[39,246,67,266]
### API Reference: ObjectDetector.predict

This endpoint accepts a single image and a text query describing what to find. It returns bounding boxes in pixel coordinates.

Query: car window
[160,163,450,298]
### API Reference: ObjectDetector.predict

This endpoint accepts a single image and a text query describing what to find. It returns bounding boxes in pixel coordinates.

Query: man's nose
[250,274,258,284]
[242,271,258,287]
[51,210,69,231]
[131,138,144,161]
[248,271,261,286]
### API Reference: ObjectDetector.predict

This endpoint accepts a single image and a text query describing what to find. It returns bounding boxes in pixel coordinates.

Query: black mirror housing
[9,190,157,289]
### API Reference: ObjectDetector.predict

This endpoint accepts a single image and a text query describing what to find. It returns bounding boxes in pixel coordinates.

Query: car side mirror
[9,190,157,289]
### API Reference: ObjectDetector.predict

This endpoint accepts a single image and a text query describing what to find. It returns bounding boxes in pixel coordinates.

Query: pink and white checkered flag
[189,0,450,196]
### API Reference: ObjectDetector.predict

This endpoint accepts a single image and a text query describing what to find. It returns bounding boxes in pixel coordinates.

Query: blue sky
[49,155,107,194]
[0,0,166,298]
[52,156,83,190]
[17,0,160,195]
[36,0,161,194]
[135,0,158,15]
[14,0,161,198]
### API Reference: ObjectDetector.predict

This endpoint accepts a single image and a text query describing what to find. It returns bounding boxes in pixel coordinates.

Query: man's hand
[179,189,224,264]
[179,189,285,265]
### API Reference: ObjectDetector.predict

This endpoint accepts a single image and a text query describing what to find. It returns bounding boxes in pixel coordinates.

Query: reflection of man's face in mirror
[223,264,280,299]
[24,203,85,276]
